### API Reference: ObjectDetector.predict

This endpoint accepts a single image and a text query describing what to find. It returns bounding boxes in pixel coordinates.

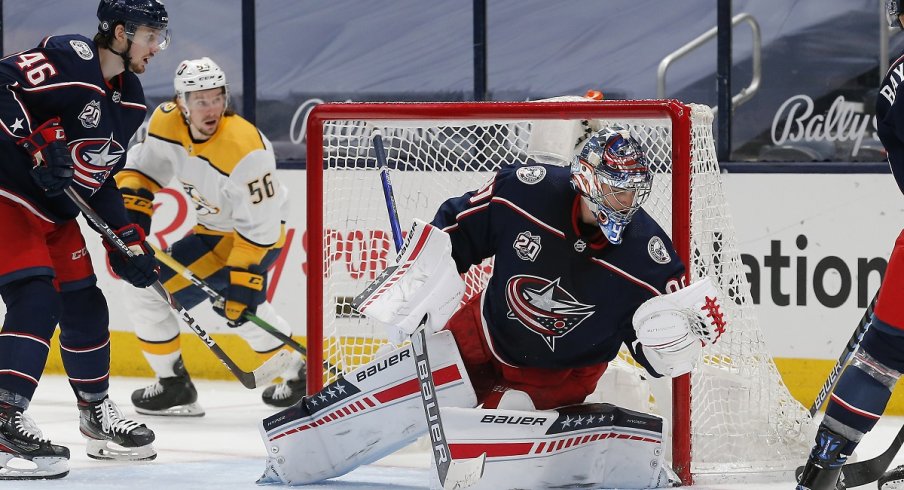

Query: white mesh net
[308,101,814,480]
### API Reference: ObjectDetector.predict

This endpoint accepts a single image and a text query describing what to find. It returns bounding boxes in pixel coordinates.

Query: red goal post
[304,99,813,484]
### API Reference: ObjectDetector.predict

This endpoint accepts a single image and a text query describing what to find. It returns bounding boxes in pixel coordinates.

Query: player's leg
[125,234,215,416]
[196,233,305,407]
[50,220,155,461]
[443,292,504,404]
[257,330,476,485]
[799,229,904,490]
[246,241,305,408]
[0,201,69,479]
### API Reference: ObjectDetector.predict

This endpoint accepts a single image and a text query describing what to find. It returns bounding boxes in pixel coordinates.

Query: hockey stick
[64,187,292,389]
[808,290,879,415]
[147,243,341,377]
[371,130,485,489]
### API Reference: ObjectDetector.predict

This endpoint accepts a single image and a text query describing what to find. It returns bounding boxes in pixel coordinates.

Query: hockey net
[304,100,814,484]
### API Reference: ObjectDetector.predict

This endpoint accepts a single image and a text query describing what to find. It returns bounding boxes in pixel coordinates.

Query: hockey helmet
[174,57,229,115]
[888,0,904,28]
[97,0,170,49]
[570,127,652,244]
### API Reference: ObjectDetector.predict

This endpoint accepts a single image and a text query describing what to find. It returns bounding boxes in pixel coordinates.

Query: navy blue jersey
[431,163,685,371]
[0,34,146,227]
[877,52,904,196]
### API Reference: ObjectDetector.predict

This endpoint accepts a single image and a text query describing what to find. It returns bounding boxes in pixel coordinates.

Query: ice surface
[15,375,900,489]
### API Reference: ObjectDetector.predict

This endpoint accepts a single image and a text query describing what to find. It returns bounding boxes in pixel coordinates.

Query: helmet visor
[125,21,171,50]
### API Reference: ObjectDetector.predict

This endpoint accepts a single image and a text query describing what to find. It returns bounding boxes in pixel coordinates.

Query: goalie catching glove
[353,219,464,344]
[632,276,728,377]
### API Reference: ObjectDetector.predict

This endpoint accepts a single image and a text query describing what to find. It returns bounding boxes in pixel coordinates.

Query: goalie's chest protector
[436,164,684,370]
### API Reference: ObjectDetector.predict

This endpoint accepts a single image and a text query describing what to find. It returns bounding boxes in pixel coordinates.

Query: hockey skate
[261,362,307,408]
[881,464,904,490]
[0,403,69,480]
[797,426,848,490]
[78,396,156,461]
[131,359,205,417]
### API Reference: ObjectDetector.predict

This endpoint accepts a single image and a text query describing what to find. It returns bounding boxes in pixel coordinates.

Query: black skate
[261,363,306,408]
[0,403,69,480]
[78,396,156,461]
[881,464,904,490]
[797,426,848,490]
[131,363,204,417]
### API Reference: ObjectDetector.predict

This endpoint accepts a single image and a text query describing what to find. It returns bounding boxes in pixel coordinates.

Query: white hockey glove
[353,219,465,344]
[632,277,728,378]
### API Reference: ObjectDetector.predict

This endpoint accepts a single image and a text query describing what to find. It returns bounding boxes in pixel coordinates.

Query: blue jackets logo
[505,275,594,351]
[70,136,124,191]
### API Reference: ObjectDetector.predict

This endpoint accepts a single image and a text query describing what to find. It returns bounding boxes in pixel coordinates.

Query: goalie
[258,122,728,488]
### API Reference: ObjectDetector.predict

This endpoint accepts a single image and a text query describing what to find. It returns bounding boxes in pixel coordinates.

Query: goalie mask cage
[305,100,814,484]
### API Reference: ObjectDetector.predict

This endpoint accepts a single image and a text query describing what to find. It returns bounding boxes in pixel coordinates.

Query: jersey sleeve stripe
[119,101,147,111]
[589,257,660,296]
[18,80,106,96]
[491,196,566,238]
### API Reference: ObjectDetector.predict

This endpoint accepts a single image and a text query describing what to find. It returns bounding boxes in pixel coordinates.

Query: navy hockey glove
[120,187,154,236]
[104,224,159,288]
[17,117,74,196]
[213,267,266,324]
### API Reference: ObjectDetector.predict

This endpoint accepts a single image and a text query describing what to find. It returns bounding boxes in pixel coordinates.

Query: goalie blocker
[257,331,675,489]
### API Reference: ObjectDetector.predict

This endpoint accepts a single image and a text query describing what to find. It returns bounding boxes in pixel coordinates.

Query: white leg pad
[442,403,671,489]
[257,330,476,485]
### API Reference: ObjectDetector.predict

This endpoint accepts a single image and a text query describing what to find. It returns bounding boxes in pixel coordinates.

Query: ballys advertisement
[771,94,880,158]
[0,170,900,363]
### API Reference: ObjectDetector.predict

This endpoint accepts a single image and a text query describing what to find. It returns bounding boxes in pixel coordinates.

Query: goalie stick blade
[442,453,486,490]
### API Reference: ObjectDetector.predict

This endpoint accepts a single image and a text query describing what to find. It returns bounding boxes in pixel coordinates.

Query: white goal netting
[306,100,814,481]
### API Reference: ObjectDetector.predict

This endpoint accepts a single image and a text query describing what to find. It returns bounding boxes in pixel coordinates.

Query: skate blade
[134,402,205,417]
[0,454,69,480]
[86,439,157,461]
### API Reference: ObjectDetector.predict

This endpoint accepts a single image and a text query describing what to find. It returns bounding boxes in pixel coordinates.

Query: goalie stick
[147,243,341,378]
[371,130,486,489]
[64,187,292,389]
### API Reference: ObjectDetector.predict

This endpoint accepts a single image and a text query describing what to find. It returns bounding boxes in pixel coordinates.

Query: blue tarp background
[4,1,902,160]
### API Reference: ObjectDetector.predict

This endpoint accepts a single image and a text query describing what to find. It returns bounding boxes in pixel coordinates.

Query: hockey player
[115,57,303,415]
[0,0,170,480]
[258,123,729,488]
[797,3,904,490]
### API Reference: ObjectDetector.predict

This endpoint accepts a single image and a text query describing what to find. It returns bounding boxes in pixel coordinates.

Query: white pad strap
[258,331,476,485]
[354,219,465,344]
[443,403,672,489]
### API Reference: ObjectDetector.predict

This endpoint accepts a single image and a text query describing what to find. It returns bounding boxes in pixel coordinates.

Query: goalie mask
[889,0,904,28]
[570,128,652,244]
